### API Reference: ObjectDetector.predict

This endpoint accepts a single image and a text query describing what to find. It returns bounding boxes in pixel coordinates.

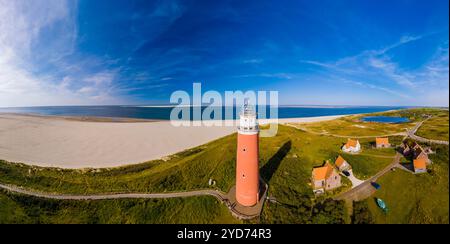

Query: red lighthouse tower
[236,103,260,207]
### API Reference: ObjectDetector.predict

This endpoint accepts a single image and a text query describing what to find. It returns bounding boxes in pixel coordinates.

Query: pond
[361,116,410,123]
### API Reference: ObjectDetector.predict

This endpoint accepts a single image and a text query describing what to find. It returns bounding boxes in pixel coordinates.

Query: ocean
[0,105,408,120]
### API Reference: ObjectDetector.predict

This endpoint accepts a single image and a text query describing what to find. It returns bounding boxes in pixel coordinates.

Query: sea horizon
[0,105,419,121]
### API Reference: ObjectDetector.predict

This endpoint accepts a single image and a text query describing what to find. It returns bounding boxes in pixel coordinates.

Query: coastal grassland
[0,133,240,195]
[0,189,239,224]
[416,110,449,141]
[0,125,394,195]
[375,107,447,121]
[363,144,449,224]
[291,114,414,137]
[292,108,448,138]
[1,125,392,224]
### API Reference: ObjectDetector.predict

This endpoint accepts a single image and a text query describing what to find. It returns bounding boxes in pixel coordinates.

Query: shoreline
[0,112,349,123]
[0,113,345,169]
[0,112,162,123]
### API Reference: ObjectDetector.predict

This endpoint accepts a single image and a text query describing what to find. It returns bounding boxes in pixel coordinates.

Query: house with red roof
[311,162,341,194]
[413,158,427,174]
[335,155,350,171]
[375,137,390,148]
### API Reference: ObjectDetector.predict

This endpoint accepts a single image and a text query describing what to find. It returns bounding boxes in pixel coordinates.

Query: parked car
[371,182,381,190]
[342,170,350,177]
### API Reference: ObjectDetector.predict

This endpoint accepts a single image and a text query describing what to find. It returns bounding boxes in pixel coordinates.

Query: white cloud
[83,71,116,86]
[0,0,127,107]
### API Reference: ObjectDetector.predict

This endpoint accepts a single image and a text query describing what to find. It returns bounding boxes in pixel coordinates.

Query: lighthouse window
[242,174,245,178]
[243,148,246,152]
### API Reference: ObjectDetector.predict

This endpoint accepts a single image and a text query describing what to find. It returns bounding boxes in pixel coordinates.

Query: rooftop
[312,162,334,181]
[345,139,359,148]
[376,137,389,145]
[413,158,427,170]
[335,155,346,167]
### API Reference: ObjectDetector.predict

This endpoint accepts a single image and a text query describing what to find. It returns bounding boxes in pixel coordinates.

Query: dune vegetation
[416,110,449,141]
[0,108,448,224]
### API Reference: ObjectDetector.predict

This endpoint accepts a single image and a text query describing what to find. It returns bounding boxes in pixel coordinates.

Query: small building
[413,158,427,174]
[335,155,350,171]
[376,137,391,148]
[311,162,341,194]
[414,147,430,162]
[401,143,411,156]
[342,139,361,153]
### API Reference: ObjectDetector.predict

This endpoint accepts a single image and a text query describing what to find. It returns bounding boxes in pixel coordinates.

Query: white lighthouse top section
[238,103,259,135]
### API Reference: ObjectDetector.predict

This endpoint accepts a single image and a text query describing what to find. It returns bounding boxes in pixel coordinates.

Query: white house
[342,139,361,153]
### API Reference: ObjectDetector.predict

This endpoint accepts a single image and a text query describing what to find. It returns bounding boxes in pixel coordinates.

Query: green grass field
[293,114,415,137]
[0,125,403,223]
[416,110,449,141]
[363,144,449,224]
[0,189,240,224]
[0,108,448,224]
[0,125,395,195]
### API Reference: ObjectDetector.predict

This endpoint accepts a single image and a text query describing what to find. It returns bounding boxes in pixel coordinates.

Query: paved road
[409,134,449,145]
[344,170,364,189]
[334,152,402,202]
[0,183,227,201]
[406,117,449,145]
[407,119,427,136]
[335,117,448,202]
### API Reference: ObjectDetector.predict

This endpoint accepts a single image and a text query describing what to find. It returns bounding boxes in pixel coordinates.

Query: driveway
[335,153,402,202]
[343,169,364,188]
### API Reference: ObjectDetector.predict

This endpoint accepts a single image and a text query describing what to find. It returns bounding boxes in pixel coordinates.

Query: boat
[376,198,388,213]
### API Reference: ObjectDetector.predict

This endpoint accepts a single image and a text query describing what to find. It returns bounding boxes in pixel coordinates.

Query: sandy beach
[0,113,343,168]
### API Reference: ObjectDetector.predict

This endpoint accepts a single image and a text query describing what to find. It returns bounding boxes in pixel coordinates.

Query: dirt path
[0,183,227,201]
[0,182,265,220]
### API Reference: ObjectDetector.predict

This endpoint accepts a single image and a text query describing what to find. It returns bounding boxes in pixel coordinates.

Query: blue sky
[0,0,448,107]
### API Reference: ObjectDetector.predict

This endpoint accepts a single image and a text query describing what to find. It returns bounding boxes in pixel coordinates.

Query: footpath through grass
[0,189,239,224]
[1,108,447,223]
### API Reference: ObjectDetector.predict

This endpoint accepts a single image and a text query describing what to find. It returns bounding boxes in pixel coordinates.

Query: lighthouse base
[225,179,268,220]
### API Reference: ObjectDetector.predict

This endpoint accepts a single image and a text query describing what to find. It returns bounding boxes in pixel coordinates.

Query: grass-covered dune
[0,190,239,224]
[0,126,398,195]
[292,115,413,137]
[416,110,449,141]
[0,125,401,223]
[0,108,448,224]
[295,108,449,138]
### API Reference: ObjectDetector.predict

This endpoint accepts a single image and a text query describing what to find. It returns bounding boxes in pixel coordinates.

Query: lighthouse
[236,102,260,207]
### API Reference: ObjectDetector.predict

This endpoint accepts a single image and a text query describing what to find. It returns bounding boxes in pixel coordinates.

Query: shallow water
[361,116,410,123]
